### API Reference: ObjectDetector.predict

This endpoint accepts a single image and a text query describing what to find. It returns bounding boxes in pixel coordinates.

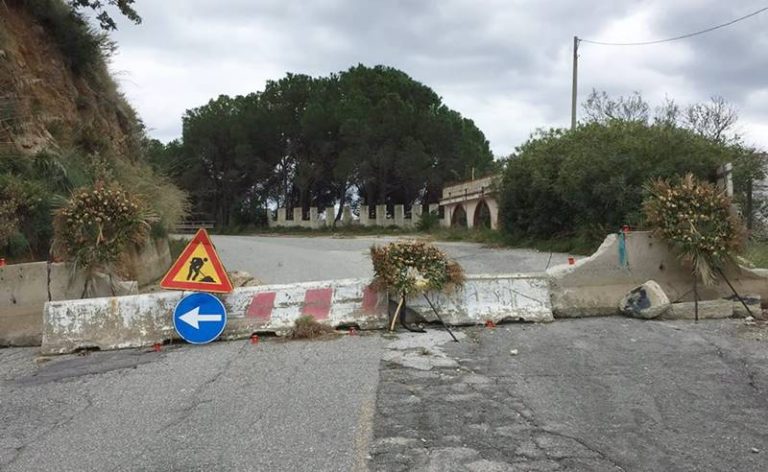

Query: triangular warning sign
[160,229,233,294]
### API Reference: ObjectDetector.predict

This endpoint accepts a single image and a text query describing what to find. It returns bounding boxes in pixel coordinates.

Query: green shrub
[0,172,49,256]
[416,211,441,232]
[112,159,188,234]
[53,180,156,270]
[5,231,30,259]
[499,121,742,246]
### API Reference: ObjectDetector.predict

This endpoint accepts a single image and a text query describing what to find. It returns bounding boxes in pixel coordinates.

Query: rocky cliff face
[0,1,142,159]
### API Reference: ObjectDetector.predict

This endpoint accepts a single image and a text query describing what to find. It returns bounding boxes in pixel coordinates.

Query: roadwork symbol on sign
[160,228,233,293]
[173,292,227,344]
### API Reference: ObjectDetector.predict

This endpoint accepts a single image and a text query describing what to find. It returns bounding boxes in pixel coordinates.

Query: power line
[580,5,768,46]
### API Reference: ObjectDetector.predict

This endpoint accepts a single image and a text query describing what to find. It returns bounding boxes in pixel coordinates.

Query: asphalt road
[1,336,385,472]
[205,235,568,284]
[2,318,766,471]
[371,318,768,472]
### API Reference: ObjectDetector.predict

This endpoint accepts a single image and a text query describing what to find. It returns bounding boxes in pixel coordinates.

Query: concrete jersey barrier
[42,273,553,354]
[548,231,768,317]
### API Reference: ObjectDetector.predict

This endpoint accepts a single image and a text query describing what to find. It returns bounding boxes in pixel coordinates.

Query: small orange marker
[152,343,162,352]
[485,320,496,329]
[568,257,575,265]
[250,334,260,344]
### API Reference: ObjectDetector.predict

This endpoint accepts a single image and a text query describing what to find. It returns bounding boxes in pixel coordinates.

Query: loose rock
[228,270,262,287]
[619,280,670,319]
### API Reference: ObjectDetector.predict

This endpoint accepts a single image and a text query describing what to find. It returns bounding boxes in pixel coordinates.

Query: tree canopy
[496,91,764,252]
[157,65,494,227]
[498,120,749,249]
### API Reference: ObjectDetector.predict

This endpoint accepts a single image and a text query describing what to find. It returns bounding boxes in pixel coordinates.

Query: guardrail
[174,221,215,234]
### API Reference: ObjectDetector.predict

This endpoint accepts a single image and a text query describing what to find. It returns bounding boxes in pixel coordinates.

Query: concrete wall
[0,262,87,346]
[268,207,332,229]
[548,231,768,317]
[269,204,447,229]
[1,238,172,346]
[124,238,172,286]
[41,273,552,354]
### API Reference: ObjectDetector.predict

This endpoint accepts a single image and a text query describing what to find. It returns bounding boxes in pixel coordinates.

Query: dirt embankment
[0,2,142,158]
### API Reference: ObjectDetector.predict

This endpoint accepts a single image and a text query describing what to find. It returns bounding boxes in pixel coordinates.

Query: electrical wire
[580,5,768,46]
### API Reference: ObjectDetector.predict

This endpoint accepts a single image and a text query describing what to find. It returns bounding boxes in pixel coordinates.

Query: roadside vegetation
[744,241,768,269]
[5,1,765,270]
[499,91,765,253]
[0,1,187,264]
[644,173,746,284]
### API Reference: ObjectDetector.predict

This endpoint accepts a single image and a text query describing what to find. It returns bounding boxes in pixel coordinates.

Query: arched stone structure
[450,204,467,228]
[473,200,492,228]
[439,175,500,230]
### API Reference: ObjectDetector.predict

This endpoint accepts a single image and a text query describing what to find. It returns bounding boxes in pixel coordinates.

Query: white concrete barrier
[548,231,768,317]
[1,238,171,347]
[42,274,552,354]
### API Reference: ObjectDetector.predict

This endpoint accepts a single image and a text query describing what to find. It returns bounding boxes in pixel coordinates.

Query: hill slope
[0,0,185,260]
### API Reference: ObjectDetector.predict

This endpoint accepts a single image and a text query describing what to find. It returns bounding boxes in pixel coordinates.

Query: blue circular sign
[173,293,227,344]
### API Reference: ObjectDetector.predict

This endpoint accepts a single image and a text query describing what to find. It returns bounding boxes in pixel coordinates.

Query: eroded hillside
[0,0,185,261]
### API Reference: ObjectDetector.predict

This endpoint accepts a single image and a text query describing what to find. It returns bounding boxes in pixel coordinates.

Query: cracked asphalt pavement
[371,318,768,472]
[1,318,767,471]
[1,336,385,472]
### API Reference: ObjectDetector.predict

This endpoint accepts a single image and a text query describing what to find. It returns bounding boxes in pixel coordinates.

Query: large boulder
[619,281,670,319]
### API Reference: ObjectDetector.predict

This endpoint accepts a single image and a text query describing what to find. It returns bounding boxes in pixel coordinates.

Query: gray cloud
[105,0,768,154]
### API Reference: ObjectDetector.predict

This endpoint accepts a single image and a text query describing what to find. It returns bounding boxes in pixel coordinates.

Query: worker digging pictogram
[160,228,233,293]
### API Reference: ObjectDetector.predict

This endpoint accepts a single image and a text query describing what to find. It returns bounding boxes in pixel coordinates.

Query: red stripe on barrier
[246,292,276,319]
[362,285,383,314]
[302,287,333,320]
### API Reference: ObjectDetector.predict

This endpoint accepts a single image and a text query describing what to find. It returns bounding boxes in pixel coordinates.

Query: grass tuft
[290,316,337,340]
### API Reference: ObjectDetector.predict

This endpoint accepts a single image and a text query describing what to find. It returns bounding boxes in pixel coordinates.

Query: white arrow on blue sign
[173,292,227,344]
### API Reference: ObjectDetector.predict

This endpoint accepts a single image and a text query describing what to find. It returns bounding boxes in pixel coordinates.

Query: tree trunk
[334,184,347,223]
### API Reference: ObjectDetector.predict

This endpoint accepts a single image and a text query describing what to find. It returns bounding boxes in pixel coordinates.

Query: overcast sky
[104,0,768,156]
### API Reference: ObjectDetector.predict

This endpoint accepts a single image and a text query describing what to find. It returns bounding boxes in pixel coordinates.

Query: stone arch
[473,199,492,229]
[451,204,467,228]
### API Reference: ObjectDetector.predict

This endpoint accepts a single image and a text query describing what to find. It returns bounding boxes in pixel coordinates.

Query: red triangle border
[159,228,234,294]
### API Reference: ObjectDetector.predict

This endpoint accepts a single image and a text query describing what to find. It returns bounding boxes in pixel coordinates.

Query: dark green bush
[416,211,441,232]
[5,231,30,259]
[499,121,743,246]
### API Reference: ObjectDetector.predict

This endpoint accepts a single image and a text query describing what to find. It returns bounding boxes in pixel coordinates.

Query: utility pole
[571,36,579,129]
